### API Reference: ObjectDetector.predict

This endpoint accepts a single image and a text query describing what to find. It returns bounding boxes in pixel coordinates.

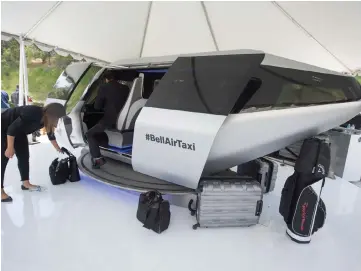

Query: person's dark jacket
[1,105,56,140]
[94,80,130,127]
[11,90,27,107]
[11,91,18,105]
[1,91,10,110]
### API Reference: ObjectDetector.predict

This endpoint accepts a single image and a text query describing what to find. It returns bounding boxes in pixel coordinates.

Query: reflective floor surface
[1,139,361,271]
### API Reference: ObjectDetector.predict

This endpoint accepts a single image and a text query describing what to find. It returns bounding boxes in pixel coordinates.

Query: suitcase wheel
[192,223,200,230]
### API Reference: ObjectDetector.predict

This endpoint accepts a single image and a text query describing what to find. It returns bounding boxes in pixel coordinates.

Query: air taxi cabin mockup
[46,50,361,193]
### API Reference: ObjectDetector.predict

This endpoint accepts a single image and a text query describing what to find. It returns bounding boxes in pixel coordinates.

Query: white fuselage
[205,100,361,174]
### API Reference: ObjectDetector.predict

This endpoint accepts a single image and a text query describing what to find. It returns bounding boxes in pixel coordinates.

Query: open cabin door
[45,62,101,155]
[45,62,92,105]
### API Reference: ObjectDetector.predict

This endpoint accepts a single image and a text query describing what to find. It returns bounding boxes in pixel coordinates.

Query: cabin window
[48,71,76,100]
[142,70,167,99]
[83,69,139,105]
[66,65,102,114]
[242,66,360,111]
[276,84,347,106]
[231,77,262,113]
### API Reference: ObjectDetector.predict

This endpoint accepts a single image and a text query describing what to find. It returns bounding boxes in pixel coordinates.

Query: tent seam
[24,1,63,38]
[201,1,219,51]
[139,2,153,58]
[272,1,352,73]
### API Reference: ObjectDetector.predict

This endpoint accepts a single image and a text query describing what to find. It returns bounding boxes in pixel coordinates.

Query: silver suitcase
[237,158,278,193]
[189,171,263,229]
[261,157,278,193]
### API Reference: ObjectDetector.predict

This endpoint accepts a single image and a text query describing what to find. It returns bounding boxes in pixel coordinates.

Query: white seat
[116,75,144,131]
[124,98,147,130]
[105,74,145,148]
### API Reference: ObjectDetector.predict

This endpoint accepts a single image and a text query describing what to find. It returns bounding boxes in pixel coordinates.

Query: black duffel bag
[49,148,80,185]
[49,157,70,185]
[137,191,171,234]
[61,147,80,182]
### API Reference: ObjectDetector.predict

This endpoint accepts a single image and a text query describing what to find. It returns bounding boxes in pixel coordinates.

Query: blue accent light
[79,172,141,199]
[79,171,182,205]
[107,144,133,154]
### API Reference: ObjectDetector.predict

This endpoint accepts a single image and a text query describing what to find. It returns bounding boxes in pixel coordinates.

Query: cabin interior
[80,67,168,160]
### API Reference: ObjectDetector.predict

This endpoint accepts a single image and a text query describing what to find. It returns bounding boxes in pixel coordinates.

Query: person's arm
[50,140,62,152]
[5,116,27,158]
[94,85,105,110]
[5,135,15,158]
[5,107,41,158]
[47,132,62,152]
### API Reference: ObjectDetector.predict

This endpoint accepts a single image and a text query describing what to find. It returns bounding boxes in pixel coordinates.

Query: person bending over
[1,103,66,202]
[86,70,130,169]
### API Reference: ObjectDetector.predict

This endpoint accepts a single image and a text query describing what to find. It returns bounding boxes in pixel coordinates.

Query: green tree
[25,44,49,64]
[1,39,77,101]
[356,76,361,84]
[1,39,20,70]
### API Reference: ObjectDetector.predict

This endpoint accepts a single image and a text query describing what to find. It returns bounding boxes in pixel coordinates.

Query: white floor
[1,139,361,271]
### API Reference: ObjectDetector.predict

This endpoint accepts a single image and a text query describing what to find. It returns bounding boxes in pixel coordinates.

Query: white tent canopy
[1,1,361,72]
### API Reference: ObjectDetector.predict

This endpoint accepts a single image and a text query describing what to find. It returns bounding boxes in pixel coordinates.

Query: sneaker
[92,157,106,169]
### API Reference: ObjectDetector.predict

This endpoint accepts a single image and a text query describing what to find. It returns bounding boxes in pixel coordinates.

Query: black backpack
[137,191,171,234]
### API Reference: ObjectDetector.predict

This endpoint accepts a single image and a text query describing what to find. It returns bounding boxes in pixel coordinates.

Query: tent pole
[201,1,219,51]
[22,38,29,105]
[139,1,153,58]
[18,36,25,106]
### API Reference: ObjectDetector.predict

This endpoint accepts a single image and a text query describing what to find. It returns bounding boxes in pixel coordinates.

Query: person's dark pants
[1,131,30,189]
[86,122,109,159]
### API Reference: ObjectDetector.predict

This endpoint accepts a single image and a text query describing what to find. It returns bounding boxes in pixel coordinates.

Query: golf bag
[279,136,330,244]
